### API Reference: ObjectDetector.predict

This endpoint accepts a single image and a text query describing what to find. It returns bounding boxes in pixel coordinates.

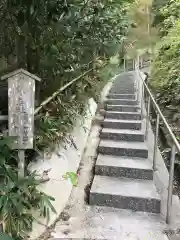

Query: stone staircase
[89,72,161,214]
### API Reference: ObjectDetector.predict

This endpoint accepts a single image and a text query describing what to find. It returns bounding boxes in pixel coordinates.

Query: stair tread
[102,128,143,135]
[91,175,160,200]
[96,154,152,170]
[107,98,137,102]
[107,94,136,99]
[103,118,141,124]
[105,110,141,115]
[107,104,139,108]
[110,86,136,89]
[99,139,148,150]
[108,94,135,96]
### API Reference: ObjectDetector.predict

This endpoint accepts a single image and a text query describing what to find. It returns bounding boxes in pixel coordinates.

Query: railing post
[134,60,138,92]
[140,57,143,68]
[145,96,151,140]
[139,56,141,68]
[153,113,160,171]
[133,59,135,70]
[124,58,126,72]
[166,144,176,224]
[141,81,144,118]
[138,75,141,105]
[135,56,141,104]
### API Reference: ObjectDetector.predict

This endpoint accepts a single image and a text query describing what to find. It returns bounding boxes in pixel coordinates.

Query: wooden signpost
[1,69,41,177]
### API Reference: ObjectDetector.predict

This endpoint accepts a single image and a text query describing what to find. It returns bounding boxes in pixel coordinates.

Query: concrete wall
[28,98,97,239]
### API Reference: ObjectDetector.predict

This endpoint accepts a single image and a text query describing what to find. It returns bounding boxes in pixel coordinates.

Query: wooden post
[1,69,41,178]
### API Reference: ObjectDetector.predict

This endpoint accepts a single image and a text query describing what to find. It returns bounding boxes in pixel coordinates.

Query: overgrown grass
[35,62,103,152]
[0,137,56,240]
[34,58,121,153]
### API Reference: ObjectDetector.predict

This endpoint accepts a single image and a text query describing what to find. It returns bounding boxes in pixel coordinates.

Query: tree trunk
[16,35,26,69]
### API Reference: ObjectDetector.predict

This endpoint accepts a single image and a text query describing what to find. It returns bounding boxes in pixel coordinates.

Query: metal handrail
[140,71,180,152]
[141,77,180,152]
[133,57,180,224]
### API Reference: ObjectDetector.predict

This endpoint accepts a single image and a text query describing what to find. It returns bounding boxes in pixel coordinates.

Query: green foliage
[152,0,169,26]
[0,0,131,152]
[0,0,130,100]
[151,0,180,93]
[100,55,124,81]
[150,0,180,149]
[63,172,78,186]
[151,20,180,108]
[126,0,159,58]
[0,136,56,239]
[154,0,180,35]
[0,233,14,240]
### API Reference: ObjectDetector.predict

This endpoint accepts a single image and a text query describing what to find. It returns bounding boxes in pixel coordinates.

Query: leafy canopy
[125,0,159,59]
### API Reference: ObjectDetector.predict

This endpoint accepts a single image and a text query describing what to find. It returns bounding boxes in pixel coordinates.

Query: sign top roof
[1,68,41,81]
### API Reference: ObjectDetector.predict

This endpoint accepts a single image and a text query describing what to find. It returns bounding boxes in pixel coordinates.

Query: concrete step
[102,119,142,130]
[113,77,135,84]
[107,94,136,100]
[98,140,148,158]
[111,84,135,89]
[100,128,144,142]
[105,111,141,120]
[107,104,139,113]
[109,89,136,94]
[106,99,137,106]
[114,72,135,79]
[95,154,153,180]
[113,78,135,84]
[90,175,160,213]
[111,80,135,85]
